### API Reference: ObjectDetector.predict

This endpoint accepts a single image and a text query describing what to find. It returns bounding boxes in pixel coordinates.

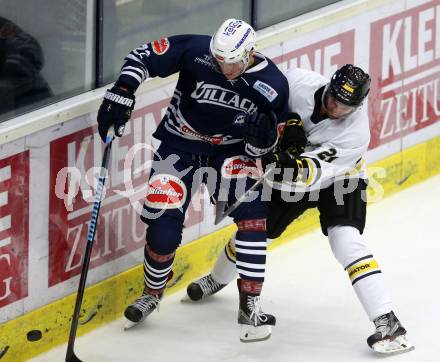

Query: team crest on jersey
[145,174,186,209]
[151,37,170,55]
[221,156,261,179]
[233,113,246,126]
[253,80,278,102]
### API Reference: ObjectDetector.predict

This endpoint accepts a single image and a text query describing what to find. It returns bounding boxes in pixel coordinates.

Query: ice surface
[30,175,440,362]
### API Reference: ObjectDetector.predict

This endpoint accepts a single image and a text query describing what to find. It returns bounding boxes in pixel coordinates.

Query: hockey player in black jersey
[96,18,289,342]
[187,64,414,354]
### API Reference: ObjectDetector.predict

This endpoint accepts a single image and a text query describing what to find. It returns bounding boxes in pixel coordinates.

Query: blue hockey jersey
[116,34,289,156]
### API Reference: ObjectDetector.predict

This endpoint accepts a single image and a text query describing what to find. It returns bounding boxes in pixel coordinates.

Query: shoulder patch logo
[253,80,278,102]
[151,37,170,55]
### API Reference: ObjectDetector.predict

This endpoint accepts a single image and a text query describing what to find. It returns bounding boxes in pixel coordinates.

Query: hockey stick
[214,164,275,225]
[65,127,118,362]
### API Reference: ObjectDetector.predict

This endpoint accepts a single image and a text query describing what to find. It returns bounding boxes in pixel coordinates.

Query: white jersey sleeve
[300,136,369,190]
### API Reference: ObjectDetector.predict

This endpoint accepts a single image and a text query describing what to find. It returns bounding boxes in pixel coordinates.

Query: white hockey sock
[328,226,392,321]
[352,272,392,321]
[212,236,237,285]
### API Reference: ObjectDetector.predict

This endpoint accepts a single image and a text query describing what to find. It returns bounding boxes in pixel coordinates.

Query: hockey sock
[212,233,275,284]
[235,219,267,282]
[238,279,263,295]
[212,234,238,284]
[328,225,392,321]
[350,263,393,321]
[143,245,175,295]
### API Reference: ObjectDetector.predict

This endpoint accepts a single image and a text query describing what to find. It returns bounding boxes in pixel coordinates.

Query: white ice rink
[31,175,440,362]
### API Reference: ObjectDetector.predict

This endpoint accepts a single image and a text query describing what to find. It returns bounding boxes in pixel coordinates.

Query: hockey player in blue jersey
[97,18,289,342]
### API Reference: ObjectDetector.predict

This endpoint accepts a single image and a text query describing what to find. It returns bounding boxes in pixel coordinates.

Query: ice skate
[183,274,227,302]
[124,291,162,330]
[367,311,414,355]
[237,279,276,343]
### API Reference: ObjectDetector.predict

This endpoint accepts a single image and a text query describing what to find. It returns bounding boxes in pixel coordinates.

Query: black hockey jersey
[116,34,289,155]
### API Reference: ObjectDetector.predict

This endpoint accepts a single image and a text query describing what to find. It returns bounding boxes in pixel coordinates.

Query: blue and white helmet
[210,19,256,68]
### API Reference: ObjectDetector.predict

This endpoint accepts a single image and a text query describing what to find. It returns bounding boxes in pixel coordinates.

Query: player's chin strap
[214,165,275,225]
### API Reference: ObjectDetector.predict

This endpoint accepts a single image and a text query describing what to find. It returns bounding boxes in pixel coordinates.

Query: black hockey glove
[263,145,301,168]
[97,86,135,142]
[244,110,278,157]
[278,112,307,153]
[263,146,311,185]
[263,113,306,169]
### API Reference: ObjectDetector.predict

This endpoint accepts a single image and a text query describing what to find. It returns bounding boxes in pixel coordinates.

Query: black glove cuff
[104,86,135,109]
[114,80,136,94]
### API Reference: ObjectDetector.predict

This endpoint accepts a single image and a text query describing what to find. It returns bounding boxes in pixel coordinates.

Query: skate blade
[239,324,272,343]
[371,335,415,355]
[180,294,196,303]
[123,318,140,330]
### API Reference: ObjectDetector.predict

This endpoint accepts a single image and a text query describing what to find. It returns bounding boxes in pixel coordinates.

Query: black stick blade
[214,200,228,225]
[66,349,83,362]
